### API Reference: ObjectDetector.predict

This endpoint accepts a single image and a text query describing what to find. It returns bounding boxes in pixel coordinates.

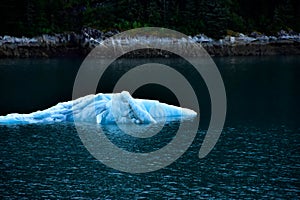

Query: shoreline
[1,41,299,58]
[1,30,299,58]
[203,41,300,56]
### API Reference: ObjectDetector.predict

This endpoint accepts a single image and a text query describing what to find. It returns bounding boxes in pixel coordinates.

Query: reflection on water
[0,56,299,198]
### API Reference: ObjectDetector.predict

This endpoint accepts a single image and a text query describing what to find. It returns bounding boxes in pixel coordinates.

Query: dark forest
[1,0,300,38]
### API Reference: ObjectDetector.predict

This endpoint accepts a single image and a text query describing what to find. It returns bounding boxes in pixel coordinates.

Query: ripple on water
[0,123,299,199]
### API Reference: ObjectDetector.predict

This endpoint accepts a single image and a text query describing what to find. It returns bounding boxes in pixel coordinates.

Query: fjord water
[0,56,299,199]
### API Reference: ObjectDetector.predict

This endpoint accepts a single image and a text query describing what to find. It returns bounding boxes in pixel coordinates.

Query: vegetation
[1,0,299,38]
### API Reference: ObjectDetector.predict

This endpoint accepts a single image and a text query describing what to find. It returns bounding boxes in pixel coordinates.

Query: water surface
[0,56,299,199]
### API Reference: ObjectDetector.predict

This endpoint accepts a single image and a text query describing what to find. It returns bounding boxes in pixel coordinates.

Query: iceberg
[0,91,197,125]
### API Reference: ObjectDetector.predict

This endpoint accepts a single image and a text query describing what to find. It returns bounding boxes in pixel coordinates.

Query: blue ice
[0,91,197,125]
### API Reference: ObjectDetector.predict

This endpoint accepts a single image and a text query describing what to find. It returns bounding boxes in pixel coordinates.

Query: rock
[29,38,38,44]
[104,31,115,38]
[193,34,213,43]
[1,29,300,58]
[236,34,257,43]
[257,35,269,42]
[277,30,288,37]
[230,36,235,43]
[250,31,263,38]
[269,36,277,41]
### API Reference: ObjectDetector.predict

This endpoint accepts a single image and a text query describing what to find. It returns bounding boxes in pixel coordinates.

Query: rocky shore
[0,28,299,58]
[202,41,300,56]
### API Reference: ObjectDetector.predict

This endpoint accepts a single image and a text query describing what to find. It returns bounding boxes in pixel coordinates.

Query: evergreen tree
[0,0,299,37]
[200,0,229,38]
[273,0,294,31]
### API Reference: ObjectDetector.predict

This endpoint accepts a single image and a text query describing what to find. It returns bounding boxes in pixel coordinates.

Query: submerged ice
[0,91,197,125]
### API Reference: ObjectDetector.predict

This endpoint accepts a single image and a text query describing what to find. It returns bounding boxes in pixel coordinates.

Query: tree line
[1,0,299,38]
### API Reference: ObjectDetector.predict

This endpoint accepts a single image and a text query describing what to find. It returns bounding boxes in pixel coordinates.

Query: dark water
[0,56,299,199]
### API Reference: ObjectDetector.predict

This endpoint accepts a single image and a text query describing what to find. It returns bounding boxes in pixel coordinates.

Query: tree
[272,0,294,31]
[200,0,229,38]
